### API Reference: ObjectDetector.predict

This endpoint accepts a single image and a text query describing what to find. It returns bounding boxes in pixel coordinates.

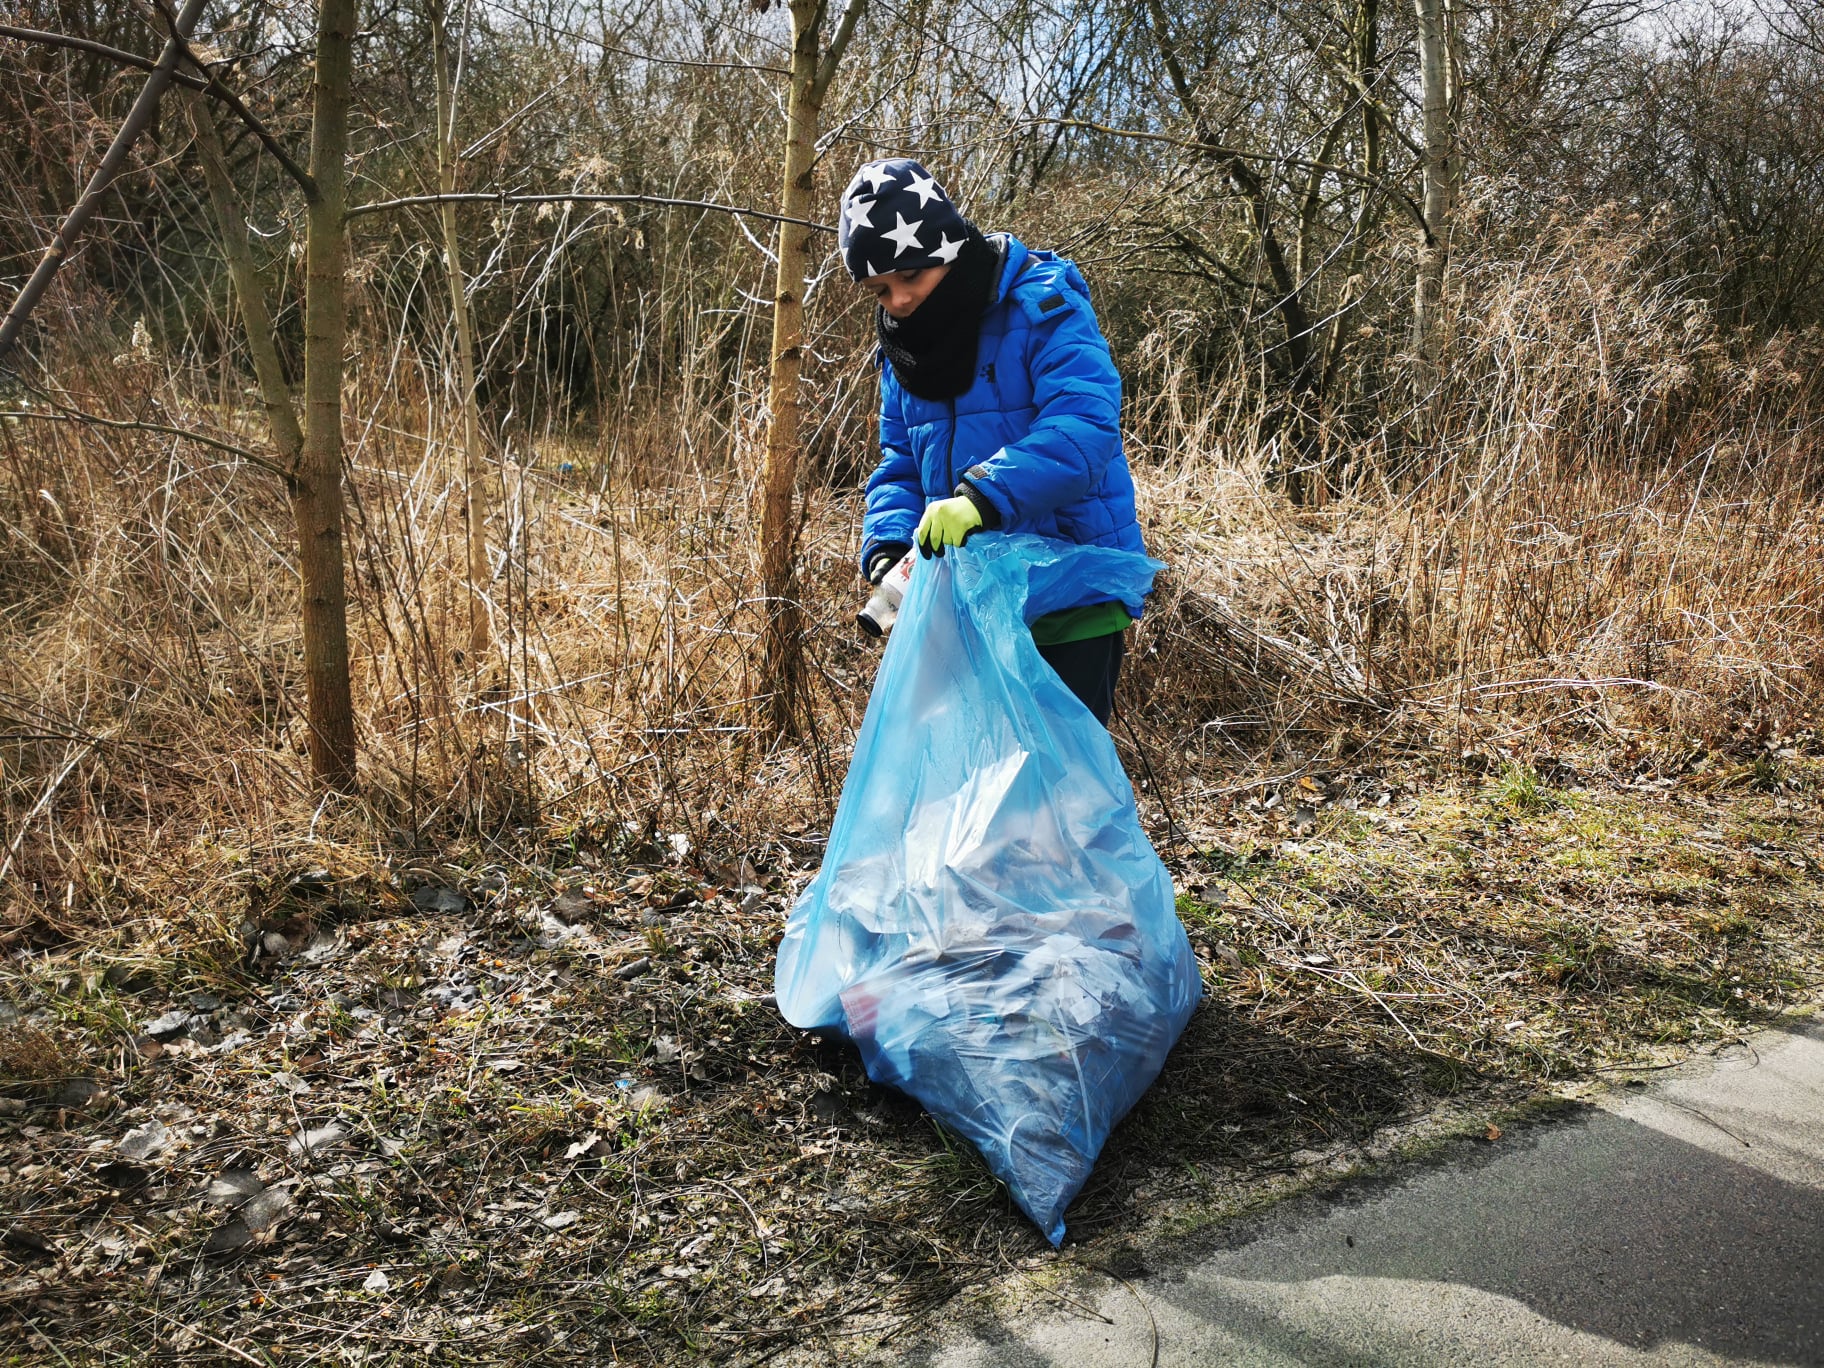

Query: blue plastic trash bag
[774,534,1202,1245]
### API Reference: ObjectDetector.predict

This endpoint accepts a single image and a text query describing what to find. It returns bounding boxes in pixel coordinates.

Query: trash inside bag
[774,534,1202,1245]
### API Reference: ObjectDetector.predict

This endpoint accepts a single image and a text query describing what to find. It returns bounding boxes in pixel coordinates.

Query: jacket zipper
[938,250,1031,499]
[946,396,958,493]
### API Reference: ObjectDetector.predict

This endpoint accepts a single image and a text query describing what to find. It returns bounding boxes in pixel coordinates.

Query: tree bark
[1322,0,1385,396]
[758,0,863,737]
[432,0,492,663]
[1412,0,1456,395]
[296,0,359,793]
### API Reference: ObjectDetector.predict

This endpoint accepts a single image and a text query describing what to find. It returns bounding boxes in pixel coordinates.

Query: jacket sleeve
[955,283,1121,531]
[860,366,923,571]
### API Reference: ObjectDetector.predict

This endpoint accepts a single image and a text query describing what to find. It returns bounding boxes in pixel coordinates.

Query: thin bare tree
[758,0,866,737]
[295,0,360,792]
[1,0,361,795]
[1411,0,1457,394]
[431,0,493,665]
[184,90,304,471]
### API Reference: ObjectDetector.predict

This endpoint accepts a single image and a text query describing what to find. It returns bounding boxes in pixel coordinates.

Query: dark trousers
[1037,631,1125,724]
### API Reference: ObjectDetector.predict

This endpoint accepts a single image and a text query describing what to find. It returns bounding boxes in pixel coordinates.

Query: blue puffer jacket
[860,235,1149,617]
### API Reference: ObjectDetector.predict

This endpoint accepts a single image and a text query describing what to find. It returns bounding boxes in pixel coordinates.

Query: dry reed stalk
[2,206,1822,929]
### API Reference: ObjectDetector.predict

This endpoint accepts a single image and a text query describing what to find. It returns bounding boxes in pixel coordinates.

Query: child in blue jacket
[841,158,1148,724]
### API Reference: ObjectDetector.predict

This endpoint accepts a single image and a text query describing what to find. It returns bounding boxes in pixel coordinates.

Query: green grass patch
[1487,763,1563,816]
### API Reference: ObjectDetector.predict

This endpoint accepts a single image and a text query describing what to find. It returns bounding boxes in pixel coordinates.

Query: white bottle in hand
[856,552,916,637]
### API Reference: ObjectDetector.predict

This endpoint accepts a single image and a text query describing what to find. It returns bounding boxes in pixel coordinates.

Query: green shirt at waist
[1030,600,1133,646]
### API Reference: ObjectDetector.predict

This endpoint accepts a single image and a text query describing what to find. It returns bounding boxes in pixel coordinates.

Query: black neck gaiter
[876,230,999,401]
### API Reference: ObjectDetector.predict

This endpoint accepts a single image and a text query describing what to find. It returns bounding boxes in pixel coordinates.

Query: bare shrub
[1119,200,1824,788]
[4,194,1823,938]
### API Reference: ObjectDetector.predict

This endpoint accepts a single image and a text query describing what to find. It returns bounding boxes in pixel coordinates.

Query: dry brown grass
[1119,206,1824,793]
[4,206,1824,960]
[3,204,1824,1361]
[3,737,1820,1365]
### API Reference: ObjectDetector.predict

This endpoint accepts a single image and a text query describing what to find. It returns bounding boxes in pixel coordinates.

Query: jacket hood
[986,233,1030,308]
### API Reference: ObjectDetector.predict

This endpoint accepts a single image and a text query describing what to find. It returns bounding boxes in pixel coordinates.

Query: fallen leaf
[208,1031,252,1055]
[1484,1124,1503,1143]
[203,1169,265,1209]
[93,1228,132,1256]
[412,885,468,915]
[94,1160,149,1190]
[53,1078,103,1109]
[202,1218,252,1255]
[242,1188,293,1233]
[298,933,349,965]
[117,1120,170,1161]
[552,890,593,920]
[141,1011,191,1039]
[289,1123,345,1161]
[437,1264,479,1296]
[2,1227,58,1259]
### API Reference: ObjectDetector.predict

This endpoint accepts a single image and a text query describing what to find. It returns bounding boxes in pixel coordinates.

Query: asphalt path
[912,1016,1824,1367]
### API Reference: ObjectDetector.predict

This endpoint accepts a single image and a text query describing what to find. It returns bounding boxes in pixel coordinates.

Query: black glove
[865,542,911,585]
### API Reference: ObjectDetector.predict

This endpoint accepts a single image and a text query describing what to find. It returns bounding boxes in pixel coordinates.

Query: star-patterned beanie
[839,158,972,281]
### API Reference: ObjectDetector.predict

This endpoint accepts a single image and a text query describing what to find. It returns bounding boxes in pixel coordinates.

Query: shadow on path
[908,1020,1824,1367]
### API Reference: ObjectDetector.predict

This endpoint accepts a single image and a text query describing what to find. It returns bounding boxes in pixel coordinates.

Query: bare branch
[185,87,304,474]
[811,0,867,106]
[1014,115,1335,180]
[0,22,207,88]
[0,0,210,364]
[185,61,318,201]
[596,35,788,76]
[136,0,319,200]
[344,190,835,232]
[2,408,293,479]
[2,20,317,201]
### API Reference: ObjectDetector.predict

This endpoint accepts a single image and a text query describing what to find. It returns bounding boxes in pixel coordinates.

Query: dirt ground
[4,736,1823,1365]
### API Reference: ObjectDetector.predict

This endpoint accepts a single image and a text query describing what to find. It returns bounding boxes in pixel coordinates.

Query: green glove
[915,496,983,557]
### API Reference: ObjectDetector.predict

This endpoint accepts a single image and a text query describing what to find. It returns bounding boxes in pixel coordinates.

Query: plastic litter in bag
[774,534,1202,1245]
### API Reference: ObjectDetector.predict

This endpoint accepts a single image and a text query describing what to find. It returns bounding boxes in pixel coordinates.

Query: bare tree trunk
[758,0,864,737]
[0,0,208,362]
[1322,0,1386,396]
[296,0,359,793]
[185,90,304,470]
[432,0,491,664]
[1412,0,1456,394]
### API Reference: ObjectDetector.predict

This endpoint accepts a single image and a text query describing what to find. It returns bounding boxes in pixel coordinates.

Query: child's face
[860,265,951,320]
